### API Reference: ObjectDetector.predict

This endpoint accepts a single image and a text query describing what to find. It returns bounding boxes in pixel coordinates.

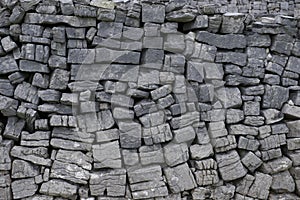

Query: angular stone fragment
[166,8,196,22]
[49,69,70,90]
[186,61,204,83]
[163,142,189,167]
[164,163,197,193]
[260,156,292,174]
[25,13,96,27]
[282,104,300,118]
[50,160,89,184]
[0,79,14,96]
[3,117,25,141]
[142,123,172,145]
[119,121,141,148]
[173,125,196,143]
[229,124,258,136]
[271,170,295,193]
[142,4,165,23]
[21,131,50,147]
[241,152,262,172]
[14,82,39,104]
[262,85,289,109]
[12,160,40,179]
[196,31,246,49]
[139,145,165,166]
[215,87,242,108]
[40,179,77,199]
[190,143,213,160]
[183,15,208,31]
[10,146,51,166]
[1,36,17,52]
[92,141,122,169]
[226,109,244,124]
[221,13,245,33]
[12,178,38,199]
[0,55,19,74]
[90,169,126,197]
[225,74,260,86]
[216,150,247,181]
[216,52,247,66]
[244,101,260,116]
[0,140,13,170]
[248,172,272,200]
[67,49,95,64]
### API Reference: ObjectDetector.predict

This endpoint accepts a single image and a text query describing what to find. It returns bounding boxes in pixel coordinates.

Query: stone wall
[1,0,300,199]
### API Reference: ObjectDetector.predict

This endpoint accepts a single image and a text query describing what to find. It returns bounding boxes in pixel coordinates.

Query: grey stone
[92,141,122,169]
[241,152,262,172]
[40,179,77,199]
[90,169,126,197]
[240,85,264,95]
[119,121,141,148]
[19,60,49,73]
[166,8,196,22]
[1,36,17,52]
[163,142,189,167]
[0,55,19,74]
[11,160,40,179]
[139,145,165,166]
[215,87,242,108]
[266,62,284,75]
[248,172,272,200]
[142,4,165,23]
[97,22,123,38]
[0,140,13,170]
[190,143,213,160]
[21,131,50,147]
[286,56,300,74]
[67,49,95,64]
[186,61,204,83]
[38,89,61,102]
[263,74,280,85]
[14,82,39,104]
[226,109,244,124]
[48,55,67,69]
[208,121,228,139]
[196,31,246,49]
[142,123,173,145]
[123,26,144,40]
[24,13,96,27]
[32,73,49,89]
[12,178,38,199]
[229,124,258,136]
[216,52,247,66]
[198,84,214,103]
[203,62,224,80]
[262,85,289,109]
[183,15,208,31]
[128,165,162,184]
[271,170,295,193]
[282,104,300,118]
[50,138,92,151]
[96,48,140,64]
[49,69,70,90]
[260,157,292,174]
[9,6,25,23]
[50,160,89,184]
[141,49,164,69]
[211,135,237,153]
[143,36,163,49]
[225,74,260,86]
[173,125,195,143]
[221,13,245,33]
[164,163,197,193]
[10,146,51,166]
[3,117,25,141]
[216,150,247,181]
[271,34,294,55]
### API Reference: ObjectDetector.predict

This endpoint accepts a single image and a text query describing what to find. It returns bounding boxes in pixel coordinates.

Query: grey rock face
[216,150,247,181]
[40,179,77,199]
[262,85,289,109]
[164,163,197,193]
[12,178,38,199]
[196,31,247,49]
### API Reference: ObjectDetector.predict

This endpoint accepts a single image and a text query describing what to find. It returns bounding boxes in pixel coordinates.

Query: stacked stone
[1,0,300,200]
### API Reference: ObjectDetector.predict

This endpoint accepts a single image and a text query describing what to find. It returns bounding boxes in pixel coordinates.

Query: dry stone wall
[1,0,300,199]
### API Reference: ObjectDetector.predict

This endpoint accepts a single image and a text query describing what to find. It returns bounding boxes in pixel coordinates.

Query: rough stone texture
[0,0,300,199]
